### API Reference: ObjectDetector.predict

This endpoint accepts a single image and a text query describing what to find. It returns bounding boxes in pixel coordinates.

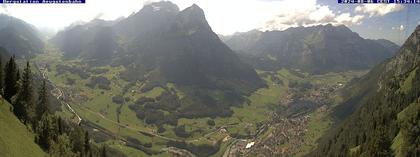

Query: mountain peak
[143,1,180,13]
[174,4,210,34]
[401,24,420,47]
[319,24,351,32]
[181,4,205,17]
[189,4,202,10]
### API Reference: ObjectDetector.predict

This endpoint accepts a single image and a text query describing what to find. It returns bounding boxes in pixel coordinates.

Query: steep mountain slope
[373,39,401,51]
[0,46,11,63]
[129,4,263,91]
[113,1,180,42]
[310,25,420,157]
[51,2,264,118]
[0,99,45,157]
[224,25,399,74]
[0,14,44,58]
[51,19,120,65]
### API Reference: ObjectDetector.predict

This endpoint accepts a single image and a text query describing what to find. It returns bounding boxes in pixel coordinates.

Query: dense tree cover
[309,26,420,157]
[4,56,19,102]
[0,57,107,157]
[36,80,50,121]
[129,92,181,127]
[56,64,89,79]
[15,62,36,125]
[86,76,111,90]
[399,102,420,157]
[167,140,220,157]
[310,65,420,157]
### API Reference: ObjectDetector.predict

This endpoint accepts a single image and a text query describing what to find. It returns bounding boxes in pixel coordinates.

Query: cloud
[261,1,365,31]
[335,13,364,26]
[168,0,325,34]
[355,4,404,17]
[0,4,10,15]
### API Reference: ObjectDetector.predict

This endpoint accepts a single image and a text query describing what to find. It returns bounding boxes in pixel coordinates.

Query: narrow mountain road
[40,66,82,125]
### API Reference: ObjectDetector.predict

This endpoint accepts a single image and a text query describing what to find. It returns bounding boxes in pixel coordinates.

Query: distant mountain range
[0,14,44,58]
[223,25,399,74]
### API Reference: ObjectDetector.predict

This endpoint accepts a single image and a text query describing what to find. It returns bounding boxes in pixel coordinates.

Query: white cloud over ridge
[355,4,404,17]
[261,0,365,31]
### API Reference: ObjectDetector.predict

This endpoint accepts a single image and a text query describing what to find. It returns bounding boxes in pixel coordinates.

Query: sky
[1,0,420,44]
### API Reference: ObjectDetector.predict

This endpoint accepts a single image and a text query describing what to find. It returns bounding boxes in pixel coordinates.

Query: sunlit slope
[0,99,45,157]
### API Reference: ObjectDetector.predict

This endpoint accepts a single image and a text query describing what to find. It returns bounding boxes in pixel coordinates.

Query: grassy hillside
[0,98,46,157]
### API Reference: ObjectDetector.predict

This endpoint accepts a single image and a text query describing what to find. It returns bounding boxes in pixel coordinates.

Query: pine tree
[364,128,393,157]
[15,62,35,124]
[16,69,20,91]
[3,56,18,102]
[84,131,91,156]
[36,113,53,150]
[57,117,64,135]
[100,146,107,157]
[36,79,50,121]
[49,134,78,157]
[70,127,85,156]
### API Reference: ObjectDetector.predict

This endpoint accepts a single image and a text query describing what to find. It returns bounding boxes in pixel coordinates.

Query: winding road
[40,67,82,125]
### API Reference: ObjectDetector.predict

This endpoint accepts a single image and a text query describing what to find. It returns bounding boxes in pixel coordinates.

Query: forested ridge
[309,26,420,157]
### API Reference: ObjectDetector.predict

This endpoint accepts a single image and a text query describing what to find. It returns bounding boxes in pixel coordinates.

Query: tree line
[0,55,109,157]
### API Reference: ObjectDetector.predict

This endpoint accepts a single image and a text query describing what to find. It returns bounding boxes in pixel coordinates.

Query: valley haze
[0,1,419,157]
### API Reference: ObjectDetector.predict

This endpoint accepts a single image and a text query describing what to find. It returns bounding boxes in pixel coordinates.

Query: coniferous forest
[0,55,110,157]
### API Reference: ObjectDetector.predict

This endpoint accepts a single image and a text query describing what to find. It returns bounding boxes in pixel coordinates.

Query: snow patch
[152,6,161,11]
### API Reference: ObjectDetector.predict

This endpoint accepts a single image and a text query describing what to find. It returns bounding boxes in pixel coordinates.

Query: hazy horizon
[1,0,420,44]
